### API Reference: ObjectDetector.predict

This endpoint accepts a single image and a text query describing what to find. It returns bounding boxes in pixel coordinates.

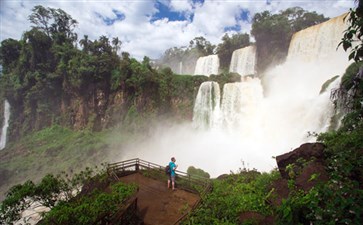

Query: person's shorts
[169,174,175,182]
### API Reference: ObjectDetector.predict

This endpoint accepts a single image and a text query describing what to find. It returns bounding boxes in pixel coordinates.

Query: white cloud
[170,0,193,11]
[0,0,356,60]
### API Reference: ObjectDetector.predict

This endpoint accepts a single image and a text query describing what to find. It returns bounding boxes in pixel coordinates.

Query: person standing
[168,157,178,190]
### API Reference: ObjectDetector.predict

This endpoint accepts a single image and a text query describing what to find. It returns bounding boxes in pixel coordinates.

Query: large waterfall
[194,55,220,76]
[0,100,10,150]
[119,14,351,177]
[287,14,348,63]
[188,14,350,176]
[229,46,256,76]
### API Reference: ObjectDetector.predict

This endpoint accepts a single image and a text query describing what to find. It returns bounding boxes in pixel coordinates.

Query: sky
[0,0,356,60]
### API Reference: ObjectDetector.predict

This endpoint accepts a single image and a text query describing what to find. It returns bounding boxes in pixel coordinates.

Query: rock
[238,211,275,225]
[295,161,328,191]
[268,178,289,207]
[276,143,325,179]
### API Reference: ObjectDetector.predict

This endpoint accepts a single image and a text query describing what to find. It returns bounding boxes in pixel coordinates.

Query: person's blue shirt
[169,161,176,176]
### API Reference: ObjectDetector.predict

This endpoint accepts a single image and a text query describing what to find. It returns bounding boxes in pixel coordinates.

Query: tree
[29,5,52,37]
[79,35,91,53]
[251,8,328,74]
[216,33,250,71]
[339,0,363,62]
[112,37,122,54]
[0,39,22,73]
[189,36,215,56]
[29,5,78,45]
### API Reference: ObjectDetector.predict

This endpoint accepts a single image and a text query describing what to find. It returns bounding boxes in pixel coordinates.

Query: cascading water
[0,100,10,150]
[287,14,349,63]
[189,14,350,175]
[220,78,263,132]
[120,14,351,177]
[192,81,221,130]
[229,46,256,76]
[194,55,220,76]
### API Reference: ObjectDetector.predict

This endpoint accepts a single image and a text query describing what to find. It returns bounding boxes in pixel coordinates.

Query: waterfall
[220,78,263,132]
[194,55,220,76]
[192,81,221,129]
[287,14,348,63]
[120,14,351,178]
[179,61,183,74]
[229,46,256,76]
[0,100,10,150]
[188,14,350,175]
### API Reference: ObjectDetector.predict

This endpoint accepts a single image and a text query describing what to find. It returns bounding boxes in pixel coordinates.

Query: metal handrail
[107,158,212,225]
[107,158,211,192]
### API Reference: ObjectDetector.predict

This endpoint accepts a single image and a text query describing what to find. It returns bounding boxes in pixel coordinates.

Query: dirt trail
[119,173,200,225]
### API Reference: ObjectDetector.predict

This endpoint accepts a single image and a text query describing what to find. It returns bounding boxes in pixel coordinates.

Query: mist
[106,14,351,178]
[108,52,349,179]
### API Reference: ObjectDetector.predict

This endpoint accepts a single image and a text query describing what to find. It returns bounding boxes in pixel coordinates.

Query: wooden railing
[107,158,211,194]
[107,158,212,224]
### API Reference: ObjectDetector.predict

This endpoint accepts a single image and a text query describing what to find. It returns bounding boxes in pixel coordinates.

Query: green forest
[0,3,363,225]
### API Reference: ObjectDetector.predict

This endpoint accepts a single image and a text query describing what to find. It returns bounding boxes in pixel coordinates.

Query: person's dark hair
[171,157,175,161]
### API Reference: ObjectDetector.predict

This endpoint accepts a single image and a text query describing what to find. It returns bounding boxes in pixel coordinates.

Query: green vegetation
[339,0,363,62]
[0,5,206,142]
[216,33,250,71]
[41,182,137,225]
[0,125,113,204]
[1,4,362,225]
[183,170,279,224]
[187,166,210,179]
[0,166,138,225]
[251,7,328,74]
[273,61,363,225]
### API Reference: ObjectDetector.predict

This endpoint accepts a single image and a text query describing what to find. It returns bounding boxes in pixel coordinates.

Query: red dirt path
[119,173,200,225]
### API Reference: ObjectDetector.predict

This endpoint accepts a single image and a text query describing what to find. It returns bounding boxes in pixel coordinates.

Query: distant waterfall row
[193,14,350,159]
[0,100,10,150]
[193,46,256,77]
[229,46,256,76]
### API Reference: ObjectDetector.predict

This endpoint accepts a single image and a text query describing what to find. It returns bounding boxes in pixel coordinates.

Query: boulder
[238,211,275,225]
[276,143,325,179]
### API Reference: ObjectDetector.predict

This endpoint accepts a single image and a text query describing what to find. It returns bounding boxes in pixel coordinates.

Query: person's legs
[168,176,171,188]
[171,175,176,190]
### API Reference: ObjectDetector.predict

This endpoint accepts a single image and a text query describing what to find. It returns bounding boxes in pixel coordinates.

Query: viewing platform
[107,158,212,225]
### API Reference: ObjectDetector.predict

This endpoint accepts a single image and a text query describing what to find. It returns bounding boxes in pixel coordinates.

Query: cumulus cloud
[0,0,355,60]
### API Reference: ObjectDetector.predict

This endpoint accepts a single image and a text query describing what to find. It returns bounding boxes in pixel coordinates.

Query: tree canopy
[216,33,250,71]
[251,7,328,74]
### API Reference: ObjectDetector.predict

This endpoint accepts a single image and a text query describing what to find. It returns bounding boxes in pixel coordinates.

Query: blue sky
[0,0,356,60]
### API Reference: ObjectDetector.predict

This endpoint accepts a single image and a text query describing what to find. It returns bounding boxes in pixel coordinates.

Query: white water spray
[229,46,256,76]
[113,14,351,177]
[194,55,220,76]
[0,100,10,150]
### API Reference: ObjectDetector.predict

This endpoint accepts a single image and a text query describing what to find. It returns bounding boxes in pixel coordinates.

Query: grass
[0,125,114,199]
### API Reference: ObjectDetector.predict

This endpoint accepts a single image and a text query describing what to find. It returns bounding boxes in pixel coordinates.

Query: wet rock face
[275,143,325,180]
[268,142,329,207]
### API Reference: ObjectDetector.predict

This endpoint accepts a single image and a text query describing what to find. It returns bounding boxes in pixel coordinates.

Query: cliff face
[3,73,203,141]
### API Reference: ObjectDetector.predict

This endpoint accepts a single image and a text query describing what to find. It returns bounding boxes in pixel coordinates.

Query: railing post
[135,159,139,171]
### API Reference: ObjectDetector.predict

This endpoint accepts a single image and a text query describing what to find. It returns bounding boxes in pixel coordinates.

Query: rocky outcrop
[276,143,325,179]
[239,211,275,225]
[269,142,329,208]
